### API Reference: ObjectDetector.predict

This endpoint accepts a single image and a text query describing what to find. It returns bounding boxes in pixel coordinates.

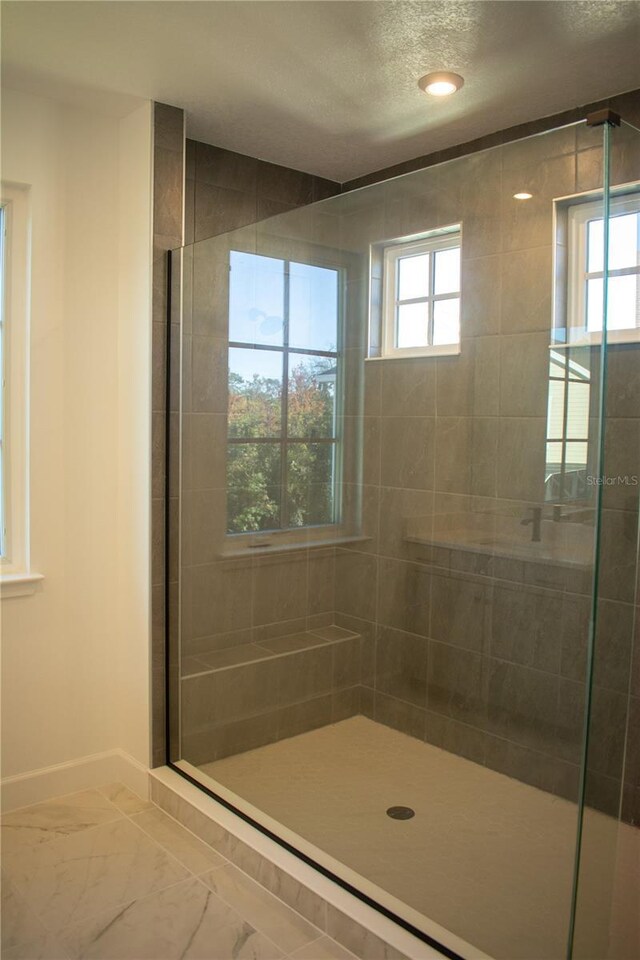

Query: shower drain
[386,805,415,820]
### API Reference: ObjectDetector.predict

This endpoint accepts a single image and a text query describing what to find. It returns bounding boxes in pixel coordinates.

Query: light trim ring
[418,71,464,97]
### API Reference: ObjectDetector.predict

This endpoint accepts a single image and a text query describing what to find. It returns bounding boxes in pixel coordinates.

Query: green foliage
[227,357,336,533]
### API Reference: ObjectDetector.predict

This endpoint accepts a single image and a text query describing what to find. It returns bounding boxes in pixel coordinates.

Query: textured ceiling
[3,1,640,181]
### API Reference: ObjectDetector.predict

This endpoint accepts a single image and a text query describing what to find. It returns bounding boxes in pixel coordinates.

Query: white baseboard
[1,748,149,812]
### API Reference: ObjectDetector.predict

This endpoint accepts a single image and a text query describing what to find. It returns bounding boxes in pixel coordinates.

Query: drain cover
[386,805,415,820]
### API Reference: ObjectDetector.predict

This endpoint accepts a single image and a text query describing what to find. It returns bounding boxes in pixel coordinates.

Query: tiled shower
[166,110,640,960]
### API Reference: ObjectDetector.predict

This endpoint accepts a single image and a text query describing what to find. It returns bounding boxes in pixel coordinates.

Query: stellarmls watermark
[586,475,639,486]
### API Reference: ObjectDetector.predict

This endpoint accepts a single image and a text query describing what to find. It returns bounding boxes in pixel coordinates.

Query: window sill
[218,535,370,559]
[367,345,461,360]
[551,328,640,348]
[0,572,44,599]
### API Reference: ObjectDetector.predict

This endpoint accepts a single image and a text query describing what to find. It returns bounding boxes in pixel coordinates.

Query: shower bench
[180,625,363,765]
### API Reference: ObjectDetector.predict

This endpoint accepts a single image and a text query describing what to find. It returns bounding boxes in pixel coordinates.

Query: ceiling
[3,1,640,182]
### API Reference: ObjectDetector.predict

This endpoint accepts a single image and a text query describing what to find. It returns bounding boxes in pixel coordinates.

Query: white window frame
[0,183,42,598]
[381,226,461,359]
[567,189,640,346]
[223,250,347,555]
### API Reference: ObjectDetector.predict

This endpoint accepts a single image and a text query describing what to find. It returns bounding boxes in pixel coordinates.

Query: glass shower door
[570,116,640,960]
[166,115,640,960]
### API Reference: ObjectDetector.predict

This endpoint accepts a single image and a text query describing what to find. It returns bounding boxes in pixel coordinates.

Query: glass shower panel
[571,117,640,960]
[169,120,620,960]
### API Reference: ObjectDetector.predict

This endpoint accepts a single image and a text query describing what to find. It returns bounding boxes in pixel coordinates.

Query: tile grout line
[3,789,212,953]
[124,804,228,883]
[199,861,326,952]
[1,785,128,819]
[201,874,326,959]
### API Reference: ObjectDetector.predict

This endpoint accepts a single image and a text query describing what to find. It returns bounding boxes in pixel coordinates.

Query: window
[567,191,640,344]
[381,227,461,358]
[545,350,591,502]
[0,183,40,597]
[226,251,341,537]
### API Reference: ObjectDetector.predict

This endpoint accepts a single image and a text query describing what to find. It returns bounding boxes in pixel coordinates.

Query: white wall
[0,88,153,798]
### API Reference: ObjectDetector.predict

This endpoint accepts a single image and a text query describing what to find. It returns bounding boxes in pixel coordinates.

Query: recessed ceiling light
[418,72,464,97]
[513,192,533,200]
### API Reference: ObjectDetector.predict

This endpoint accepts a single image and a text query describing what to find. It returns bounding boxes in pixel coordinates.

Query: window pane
[566,382,590,439]
[289,262,338,352]
[609,213,639,270]
[397,302,428,348]
[434,247,460,295]
[229,251,284,346]
[288,354,336,438]
[587,219,604,273]
[588,213,639,273]
[565,441,588,471]
[227,443,281,533]
[228,347,282,438]
[590,274,640,332]
[586,277,603,332]
[546,378,566,438]
[287,443,334,527]
[608,274,639,330]
[398,254,429,300]
[433,298,460,345]
[545,442,563,477]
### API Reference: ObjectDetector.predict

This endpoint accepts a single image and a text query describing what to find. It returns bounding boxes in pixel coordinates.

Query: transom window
[567,192,640,343]
[382,227,461,358]
[227,251,341,535]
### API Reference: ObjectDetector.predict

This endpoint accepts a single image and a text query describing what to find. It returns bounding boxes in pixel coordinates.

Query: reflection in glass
[287,443,334,527]
[226,442,281,533]
[229,251,284,345]
[289,262,338,352]
[544,350,591,501]
[288,354,336,438]
[228,348,282,438]
[566,382,589,439]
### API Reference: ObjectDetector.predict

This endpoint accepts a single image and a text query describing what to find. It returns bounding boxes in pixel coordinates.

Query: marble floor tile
[1,874,66,957]
[1,790,122,855]
[130,807,226,875]
[290,936,359,960]
[98,783,153,816]
[3,817,189,935]
[200,862,322,953]
[2,932,69,960]
[61,876,284,959]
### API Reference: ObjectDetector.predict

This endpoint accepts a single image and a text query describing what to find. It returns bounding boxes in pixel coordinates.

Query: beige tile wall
[332,118,640,817]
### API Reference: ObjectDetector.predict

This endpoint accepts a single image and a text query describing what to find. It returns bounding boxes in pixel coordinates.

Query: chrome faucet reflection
[520,506,543,542]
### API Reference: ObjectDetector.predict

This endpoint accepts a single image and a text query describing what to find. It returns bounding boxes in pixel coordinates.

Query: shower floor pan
[195,716,639,960]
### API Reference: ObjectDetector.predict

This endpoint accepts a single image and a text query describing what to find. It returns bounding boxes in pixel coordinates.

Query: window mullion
[281,262,290,530]
[395,296,430,307]
[427,251,435,346]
